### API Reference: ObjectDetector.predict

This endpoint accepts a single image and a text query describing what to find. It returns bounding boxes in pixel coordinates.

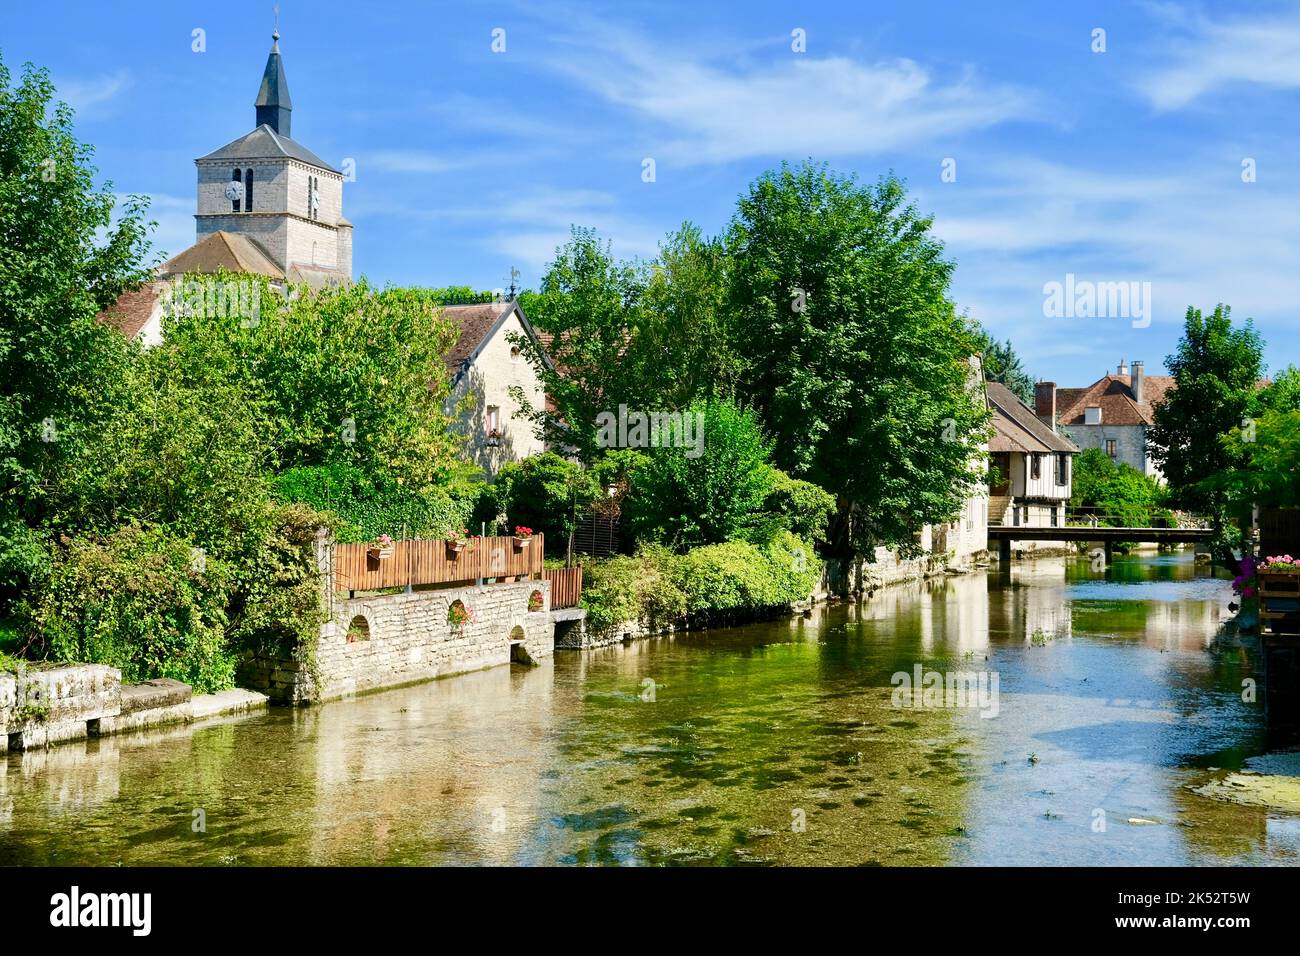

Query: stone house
[986,381,1078,546]
[442,300,551,478]
[1052,359,1175,479]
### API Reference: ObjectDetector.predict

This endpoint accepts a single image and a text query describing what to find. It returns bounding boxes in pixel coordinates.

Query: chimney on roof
[1131,360,1145,404]
[1035,380,1057,432]
[1117,358,1129,376]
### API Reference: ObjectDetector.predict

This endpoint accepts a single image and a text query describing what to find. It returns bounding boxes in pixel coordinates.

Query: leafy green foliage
[621,398,776,549]
[512,229,648,460]
[1148,304,1264,518]
[969,325,1035,405]
[160,275,471,490]
[1207,409,1300,509]
[580,534,819,636]
[472,451,602,546]
[726,163,989,553]
[26,523,236,692]
[0,54,153,539]
[1070,448,1171,527]
[272,463,473,543]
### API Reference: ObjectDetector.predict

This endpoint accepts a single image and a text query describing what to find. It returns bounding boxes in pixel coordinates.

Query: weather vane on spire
[508,266,520,299]
[273,2,280,39]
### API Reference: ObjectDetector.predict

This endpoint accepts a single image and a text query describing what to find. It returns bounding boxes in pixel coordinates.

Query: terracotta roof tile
[96,283,165,339]
[442,303,507,376]
[161,231,284,279]
[1056,373,1174,426]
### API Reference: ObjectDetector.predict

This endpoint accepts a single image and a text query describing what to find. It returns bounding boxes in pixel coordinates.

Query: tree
[726,163,989,554]
[514,223,739,459]
[1070,448,1168,527]
[473,452,602,557]
[512,228,648,461]
[637,223,740,405]
[1147,305,1263,522]
[160,275,471,491]
[0,55,154,598]
[969,325,1035,405]
[621,398,777,550]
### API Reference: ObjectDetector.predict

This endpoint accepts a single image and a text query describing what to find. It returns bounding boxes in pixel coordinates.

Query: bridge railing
[1063,507,1189,530]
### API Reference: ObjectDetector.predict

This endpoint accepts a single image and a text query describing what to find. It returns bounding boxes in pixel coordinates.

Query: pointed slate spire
[255,30,292,136]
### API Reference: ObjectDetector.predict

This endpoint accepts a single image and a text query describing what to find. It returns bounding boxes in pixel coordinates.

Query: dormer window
[1084,406,1102,425]
[244,168,254,211]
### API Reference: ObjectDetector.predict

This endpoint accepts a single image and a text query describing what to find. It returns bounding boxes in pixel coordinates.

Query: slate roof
[1056,373,1175,426]
[198,124,338,173]
[987,380,1078,454]
[161,231,284,279]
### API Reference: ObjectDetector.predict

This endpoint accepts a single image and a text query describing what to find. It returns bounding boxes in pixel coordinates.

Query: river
[2,552,1296,866]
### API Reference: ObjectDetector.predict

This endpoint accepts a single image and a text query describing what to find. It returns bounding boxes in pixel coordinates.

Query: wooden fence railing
[333,534,545,593]
[544,565,583,609]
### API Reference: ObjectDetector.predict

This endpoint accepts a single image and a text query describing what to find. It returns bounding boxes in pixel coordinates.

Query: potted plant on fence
[1257,554,1300,635]
[513,526,535,552]
[446,528,473,559]
[367,533,395,561]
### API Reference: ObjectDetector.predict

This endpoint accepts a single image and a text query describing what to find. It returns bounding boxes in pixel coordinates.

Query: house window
[1030,454,1042,480]
[1050,506,1059,528]
[231,168,242,212]
[510,345,521,363]
[485,405,501,445]
[1055,453,1067,485]
[1106,439,1117,458]
[244,168,254,211]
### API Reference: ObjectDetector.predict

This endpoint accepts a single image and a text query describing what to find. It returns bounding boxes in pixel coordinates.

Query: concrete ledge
[120,677,191,715]
[191,688,269,721]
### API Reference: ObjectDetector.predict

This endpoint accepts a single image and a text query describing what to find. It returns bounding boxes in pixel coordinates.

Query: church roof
[161,231,285,278]
[198,124,338,173]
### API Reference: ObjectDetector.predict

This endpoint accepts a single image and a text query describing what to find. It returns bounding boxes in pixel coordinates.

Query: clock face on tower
[224,180,243,202]
[310,188,320,215]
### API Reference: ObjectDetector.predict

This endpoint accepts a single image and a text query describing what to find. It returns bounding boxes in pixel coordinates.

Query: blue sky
[6,0,1300,383]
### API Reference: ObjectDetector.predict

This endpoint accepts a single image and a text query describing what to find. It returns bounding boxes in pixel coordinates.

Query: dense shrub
[273,464,473,543]
[472,452,601,544]
[621,398,777,548]
[579,547,685,635]
[580,534,819,635]
[26,523,237,692]
[226,503,331,661]
[1071,448,1172,527]
[676,533,820,615]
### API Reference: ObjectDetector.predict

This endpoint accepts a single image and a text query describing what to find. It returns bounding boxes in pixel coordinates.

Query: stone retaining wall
[242,579,555,703]
[1,665,120,752]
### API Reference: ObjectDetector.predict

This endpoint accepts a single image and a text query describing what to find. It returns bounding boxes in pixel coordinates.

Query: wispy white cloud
[364,150,469,175]
[925,156,1300,369]
[1139,6,1300,109]
[58,70,132,119]
[539,25,1035,165]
